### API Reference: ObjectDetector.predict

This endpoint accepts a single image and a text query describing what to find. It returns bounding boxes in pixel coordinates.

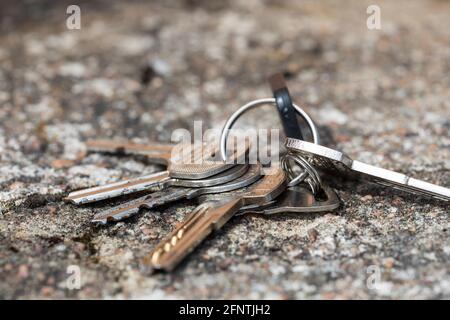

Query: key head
[239,183,340,215]
[285,138,352,171]
[168,142,249,179]
[86,140,240,175]
[186,163,262,198]
[205,169,287,228]
[195,168,286,205]
[242,169,287,205]
[86,140,244,178]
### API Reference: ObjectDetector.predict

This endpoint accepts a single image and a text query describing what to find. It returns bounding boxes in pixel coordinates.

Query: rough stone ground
[0,0,449,299]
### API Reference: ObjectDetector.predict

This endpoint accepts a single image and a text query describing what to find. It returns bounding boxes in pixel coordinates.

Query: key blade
[65,171,170,205]
[92,165,254,224]
[352,160,450,201]
[92,197,148,225]
[142,204,212,271]
[92,187,191,224]
[146,199,242,271]
[86,139,174,155]
[285,138,450,201]
[67,171,166,197]
[86,140,174,165]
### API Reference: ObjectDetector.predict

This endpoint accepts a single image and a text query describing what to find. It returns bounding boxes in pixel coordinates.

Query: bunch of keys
[65,73,449,272]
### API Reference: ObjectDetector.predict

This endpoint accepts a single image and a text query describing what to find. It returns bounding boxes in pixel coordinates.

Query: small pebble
[17,265,29,279]
[361,195,373,202]
[307,228,320,243]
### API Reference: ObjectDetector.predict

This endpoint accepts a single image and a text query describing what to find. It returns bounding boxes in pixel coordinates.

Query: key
[285,138,450,201]
[91,163,262,224]
[67,140,180,199]
[143,169,286,271]
[65,143,249,204]
[65,162,248,205]
[85,139,174,165]
[67,142,210,199]
[237,183,340,215]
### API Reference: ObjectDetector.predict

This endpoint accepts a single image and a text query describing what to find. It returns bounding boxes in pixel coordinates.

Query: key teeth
[91,213,120,224]
[92,208,121,225]
[92,210,113,223]
[63,196,73,203]
[65,192,102,205]
[92,206,140,224]
[92,212,126,224]
[139,258,158,275]
[91,217,108,225]
[64,192,81,203]
[64,197,82,205]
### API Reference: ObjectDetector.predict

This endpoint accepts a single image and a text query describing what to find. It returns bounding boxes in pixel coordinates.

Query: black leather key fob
[268,73,304,140]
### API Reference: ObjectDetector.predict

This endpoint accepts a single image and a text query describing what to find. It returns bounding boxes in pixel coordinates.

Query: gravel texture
[0,0,449,299]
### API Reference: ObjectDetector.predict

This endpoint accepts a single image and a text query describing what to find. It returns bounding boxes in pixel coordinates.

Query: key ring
[281,150,322,193]
[219,98,319,161]
[219,97,324,193]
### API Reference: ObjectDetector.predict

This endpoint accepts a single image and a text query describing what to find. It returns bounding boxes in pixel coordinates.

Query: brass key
[85,139,175,165]
[144,169,286,272]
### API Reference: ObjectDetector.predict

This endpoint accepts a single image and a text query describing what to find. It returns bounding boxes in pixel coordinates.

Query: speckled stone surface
[0,0,449,299]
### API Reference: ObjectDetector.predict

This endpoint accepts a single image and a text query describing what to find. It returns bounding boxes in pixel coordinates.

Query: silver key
[66,162,248,205]
[65,143,248,204]
[285,138,450,201]
[91,163,262,224]
[143,169,287,271]
[68,142,212,199]
[237,183,340,215]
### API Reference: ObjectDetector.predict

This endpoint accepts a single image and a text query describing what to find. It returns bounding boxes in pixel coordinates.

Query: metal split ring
[281,150,322,194]
[219,98,323,193]
[219,98,319,161]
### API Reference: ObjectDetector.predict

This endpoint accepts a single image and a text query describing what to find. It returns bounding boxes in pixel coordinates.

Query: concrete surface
[0,0,449,299]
